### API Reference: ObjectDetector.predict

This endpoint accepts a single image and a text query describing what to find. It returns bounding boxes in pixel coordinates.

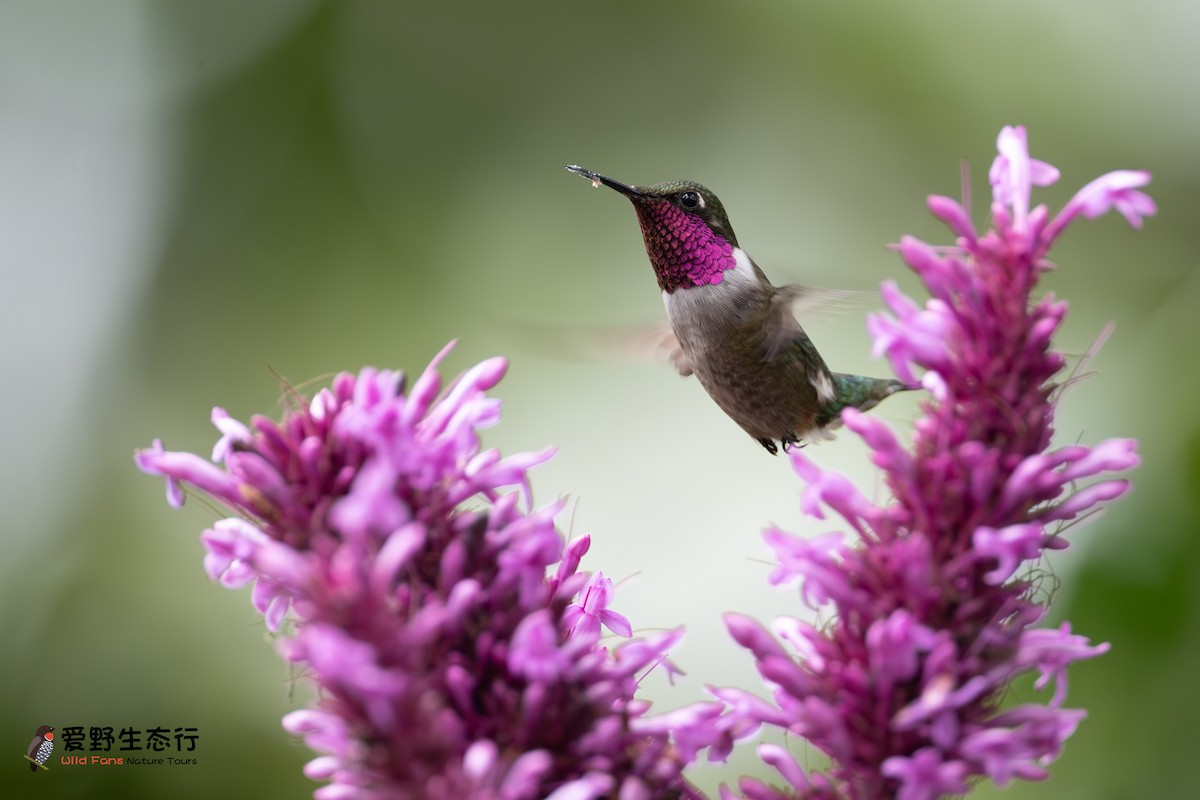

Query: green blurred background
[3,1,1196,798]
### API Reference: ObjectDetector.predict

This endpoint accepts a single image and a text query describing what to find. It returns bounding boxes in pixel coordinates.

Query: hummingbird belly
[664,282,827,445]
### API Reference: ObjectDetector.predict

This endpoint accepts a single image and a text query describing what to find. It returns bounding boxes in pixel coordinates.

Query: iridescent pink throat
[634,201,736,293]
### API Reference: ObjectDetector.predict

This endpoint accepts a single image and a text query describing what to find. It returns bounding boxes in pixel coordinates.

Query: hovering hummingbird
[566,165,910,455]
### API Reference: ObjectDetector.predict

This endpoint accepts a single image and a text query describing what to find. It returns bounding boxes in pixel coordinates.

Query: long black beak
[565,165,643,198]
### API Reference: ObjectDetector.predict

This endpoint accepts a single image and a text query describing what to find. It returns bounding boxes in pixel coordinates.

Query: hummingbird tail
[830,373,912,415]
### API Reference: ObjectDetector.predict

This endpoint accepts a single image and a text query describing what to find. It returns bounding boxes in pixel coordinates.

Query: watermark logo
[24,725,54,772]
[20,724,201,773]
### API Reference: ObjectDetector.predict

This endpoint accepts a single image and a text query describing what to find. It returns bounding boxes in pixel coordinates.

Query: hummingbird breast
[663,249,834,445]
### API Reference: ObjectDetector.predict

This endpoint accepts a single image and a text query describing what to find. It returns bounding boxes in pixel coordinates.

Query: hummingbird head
[567,166,740,293]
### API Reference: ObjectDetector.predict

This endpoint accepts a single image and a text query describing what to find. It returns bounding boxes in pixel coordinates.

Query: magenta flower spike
[717,126,1152,799]
[136,343,720,800]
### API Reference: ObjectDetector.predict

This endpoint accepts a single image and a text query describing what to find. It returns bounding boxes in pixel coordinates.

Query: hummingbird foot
[758,433,804,456]
[780,433,806,455]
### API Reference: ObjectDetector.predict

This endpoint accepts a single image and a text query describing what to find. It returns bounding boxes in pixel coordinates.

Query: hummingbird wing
[763,284,826,362]
[763,283,872,358]
[663,330,692,376]
[504,320,693,376]
[762,284,837,407]
[607,321,692,376]
[774,283,871,322]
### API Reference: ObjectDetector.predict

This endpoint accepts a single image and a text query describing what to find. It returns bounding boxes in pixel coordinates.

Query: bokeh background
[3,1,1197,798]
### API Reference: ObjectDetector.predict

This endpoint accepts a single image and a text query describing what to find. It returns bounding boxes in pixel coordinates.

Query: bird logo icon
[24,725,53,772]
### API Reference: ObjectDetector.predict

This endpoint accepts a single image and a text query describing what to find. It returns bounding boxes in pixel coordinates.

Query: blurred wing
[581,319,691,375]
[604,320,692,376]
[780,283,873,320]
[506,320,692,376]
[763,283,872,362]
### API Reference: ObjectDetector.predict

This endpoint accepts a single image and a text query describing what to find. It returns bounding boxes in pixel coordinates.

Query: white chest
[662,247,761,342]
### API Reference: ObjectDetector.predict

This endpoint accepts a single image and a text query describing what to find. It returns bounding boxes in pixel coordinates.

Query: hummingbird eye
[679,191,702,210]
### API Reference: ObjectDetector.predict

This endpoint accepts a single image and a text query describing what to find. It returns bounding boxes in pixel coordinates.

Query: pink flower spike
[499,751,554,798]
[758,744,812,792]
[926,195,977,242]
[550,534,591,598]
[1016,623,1110,707]
[403,340,456,424]
[1040,479,1131,522]
[201,518,266,585]
[210,407,251,463]
[843,409,910,475]
[136,349,701,798]
[989,125,1060,233]
[973,524,1046,585]
[564,571,632,640]
[1045,170,1156,244]
[921,370,948,402]
[713,126,1148,799]
[135,439,185,507]
[1074,170,1155,222]
[135,439,243,509]
[789,451,881,535]
[509,611,573,682]
[881,747,970,800]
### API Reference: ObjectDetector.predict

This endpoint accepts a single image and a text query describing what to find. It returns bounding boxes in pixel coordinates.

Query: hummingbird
[566,165,910,455]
